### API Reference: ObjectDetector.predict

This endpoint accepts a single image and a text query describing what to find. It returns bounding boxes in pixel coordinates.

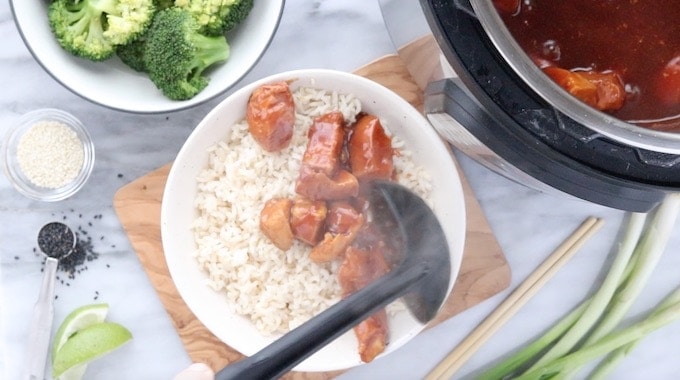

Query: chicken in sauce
[252,83,399,362]
[259,198,294,251]
[339,245,391,363]
[246,81,296,152]
[495,0,680,130]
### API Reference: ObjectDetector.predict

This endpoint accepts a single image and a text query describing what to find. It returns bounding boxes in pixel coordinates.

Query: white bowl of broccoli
[9,0,285,113]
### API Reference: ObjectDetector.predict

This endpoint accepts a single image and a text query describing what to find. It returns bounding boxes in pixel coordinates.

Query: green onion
[527,212,646,370]
[585,194,680,345]
[475,302,589,380]
[517,287,680,380]
[477,193,680,379]
[589,286,680,379]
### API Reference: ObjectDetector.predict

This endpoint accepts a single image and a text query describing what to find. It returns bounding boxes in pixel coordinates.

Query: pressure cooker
[378,0,680,212]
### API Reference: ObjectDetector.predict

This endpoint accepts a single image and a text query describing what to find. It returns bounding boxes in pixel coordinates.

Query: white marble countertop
[2,1,680,379]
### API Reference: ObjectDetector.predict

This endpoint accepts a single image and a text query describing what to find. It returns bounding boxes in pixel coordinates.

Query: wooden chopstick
[425,216,604,380]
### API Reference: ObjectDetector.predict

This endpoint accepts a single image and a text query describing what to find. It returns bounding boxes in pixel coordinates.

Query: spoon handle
[23,257,58,380]
[215,262,427,380]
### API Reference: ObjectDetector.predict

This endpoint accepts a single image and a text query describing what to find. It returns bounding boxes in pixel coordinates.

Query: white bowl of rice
[161,69,467,372]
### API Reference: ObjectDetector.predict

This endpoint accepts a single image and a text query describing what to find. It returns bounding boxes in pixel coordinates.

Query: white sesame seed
[16,120,84,189]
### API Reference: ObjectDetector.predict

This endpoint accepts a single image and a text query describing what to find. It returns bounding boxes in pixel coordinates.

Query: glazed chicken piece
[348,114,394,181]
[290,197,327,246]
[257,104,398,362]
[296,111,360,200]
[338,245,391,363]
[301,111,346,175]
[338,245,390,293]
[354,310,388,364]
[656,56,680,107]
[296,168,359,201]
[246,81,296,152]
[542,66,626,111]
[493,0,519,13]
[309,213,364,263]
[259,198,294,250]
[325,201,362,234]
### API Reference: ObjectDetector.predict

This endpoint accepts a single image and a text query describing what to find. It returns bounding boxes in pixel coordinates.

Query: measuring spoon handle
[23,257,59,380]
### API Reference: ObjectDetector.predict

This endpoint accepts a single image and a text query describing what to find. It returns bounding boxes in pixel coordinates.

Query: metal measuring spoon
[24,222,76,380]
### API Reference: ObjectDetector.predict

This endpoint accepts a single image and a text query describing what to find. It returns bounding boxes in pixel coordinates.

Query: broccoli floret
[116,34,148,72]
[174,0,254,36]
[143,8,229,100]
[221,0,253,32]
[48,0,155,61]
[153,0,175,10]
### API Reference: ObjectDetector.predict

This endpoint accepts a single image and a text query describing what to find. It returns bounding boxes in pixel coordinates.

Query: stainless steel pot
[471,0,680,154]
[379,0,680,212]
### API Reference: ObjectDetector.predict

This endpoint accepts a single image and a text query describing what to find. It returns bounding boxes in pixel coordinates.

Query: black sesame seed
[33,210,110,287]
[38,222,75,259]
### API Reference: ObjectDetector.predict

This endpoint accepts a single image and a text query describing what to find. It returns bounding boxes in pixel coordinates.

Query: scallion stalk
[475,301,589,380]
[516,287,680,380]
[583,193,680,346]
[476,193,680,379]
[589,286,680,379]
[527,212,647,369]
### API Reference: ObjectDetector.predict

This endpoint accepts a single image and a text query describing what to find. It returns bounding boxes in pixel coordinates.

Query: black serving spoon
[216,180,452,380]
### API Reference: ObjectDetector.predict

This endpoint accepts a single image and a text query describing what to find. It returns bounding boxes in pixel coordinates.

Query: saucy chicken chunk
[338,245,391,363]
[301,111,345,176]
[656,56,680,107]
[246,81,295,152]
[250,92,399,362]
[354,310,388,364]
[542,66,626,111]
[348,114,395,181]
[259,198,294,251]
[290,198,327,246]
[296,168,359,201]
[497,0,680,129]
[309,213,364,264]
[326,201,363,235]
[296,112,360,200]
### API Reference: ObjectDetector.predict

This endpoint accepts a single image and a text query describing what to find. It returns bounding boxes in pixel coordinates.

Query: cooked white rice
[192,87,432,335]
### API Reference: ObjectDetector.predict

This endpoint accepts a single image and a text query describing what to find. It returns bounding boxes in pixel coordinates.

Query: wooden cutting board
[113,54,511,379]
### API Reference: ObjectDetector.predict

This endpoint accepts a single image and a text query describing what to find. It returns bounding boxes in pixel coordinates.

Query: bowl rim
[160,68,467,372]
[2,108,95,201]
[8,0,286,114]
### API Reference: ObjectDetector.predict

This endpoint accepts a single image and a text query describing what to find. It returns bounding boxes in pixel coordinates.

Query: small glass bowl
[2,109,95,201]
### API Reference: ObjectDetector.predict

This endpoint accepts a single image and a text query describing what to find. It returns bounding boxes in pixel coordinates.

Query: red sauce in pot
[495,0,680,131]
